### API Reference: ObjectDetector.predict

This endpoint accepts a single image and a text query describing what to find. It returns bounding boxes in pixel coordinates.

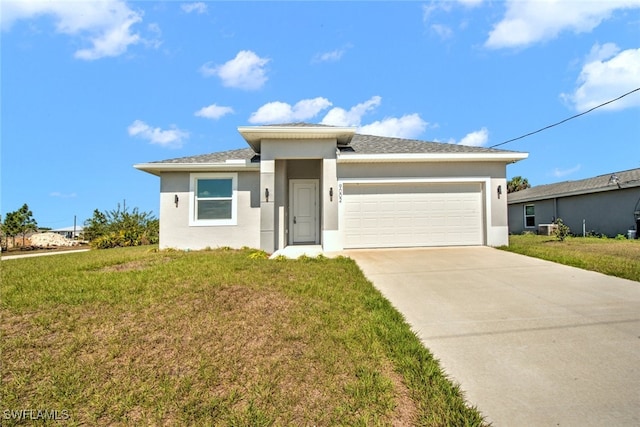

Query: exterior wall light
[329,187,334,202]
[265,188,270,202]
[174,194,179,207]
[497,185,502,199]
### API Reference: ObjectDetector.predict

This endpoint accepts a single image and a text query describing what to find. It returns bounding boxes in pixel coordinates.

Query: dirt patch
[384,364,418,426]
[99,257,172,272]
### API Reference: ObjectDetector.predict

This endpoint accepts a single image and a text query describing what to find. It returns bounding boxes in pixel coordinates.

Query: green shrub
[553,218,571,241]
[84,204,158,249]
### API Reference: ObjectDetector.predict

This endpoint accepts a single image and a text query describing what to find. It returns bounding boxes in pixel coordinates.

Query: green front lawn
[1,247,485,426]
[500,235,640,282]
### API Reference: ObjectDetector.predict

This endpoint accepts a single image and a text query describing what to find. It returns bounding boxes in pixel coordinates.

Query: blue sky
[2,0,639,228]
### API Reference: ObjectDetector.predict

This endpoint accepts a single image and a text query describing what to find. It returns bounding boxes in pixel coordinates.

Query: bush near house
[553,218,570,241]
[84,205,158,249]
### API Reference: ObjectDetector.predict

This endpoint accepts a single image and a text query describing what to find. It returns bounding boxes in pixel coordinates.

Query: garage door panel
[343,182,483,248]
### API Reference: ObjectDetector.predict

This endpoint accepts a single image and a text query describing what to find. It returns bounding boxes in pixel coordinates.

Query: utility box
[538,224,558,236]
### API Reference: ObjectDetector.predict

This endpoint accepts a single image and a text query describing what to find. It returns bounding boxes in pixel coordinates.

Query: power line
[489,87,640,148]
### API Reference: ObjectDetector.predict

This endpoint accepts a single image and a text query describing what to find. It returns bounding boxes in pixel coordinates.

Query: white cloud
[358,114,428,139]
[552,164,581,178]
[455,127,489,147]
[431,24,453,40]
[321,96,382,127]
[181,2,207,14]
[1,0,146,60]
[248,96,428,139]
[562,45,640,112]
[201,50,270,90]
[249,97,332,124]
[312,45,351,63]
[128,120,189,148]
[319,96,427,138]
[584,42,621,63]
[50,192,77,199]
[195,104,234,120]
[485,0,640,49]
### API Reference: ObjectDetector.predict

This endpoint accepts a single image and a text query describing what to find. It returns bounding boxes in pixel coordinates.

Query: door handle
[293,216,297,224]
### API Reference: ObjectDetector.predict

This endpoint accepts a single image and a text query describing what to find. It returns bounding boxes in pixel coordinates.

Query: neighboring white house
[135,124,528,253]
[50,226,84,239]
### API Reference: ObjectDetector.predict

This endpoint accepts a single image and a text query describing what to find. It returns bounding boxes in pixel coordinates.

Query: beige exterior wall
[159,171,260,250]
[155,150,513,251]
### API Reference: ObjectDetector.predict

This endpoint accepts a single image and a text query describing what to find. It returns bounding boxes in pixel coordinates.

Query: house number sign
[338,183,343,203]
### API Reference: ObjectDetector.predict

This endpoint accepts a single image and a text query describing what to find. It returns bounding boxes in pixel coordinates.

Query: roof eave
[134,162,260,176]
[507,184,638,204]
[237,125,357,153]
[337,152,529,163]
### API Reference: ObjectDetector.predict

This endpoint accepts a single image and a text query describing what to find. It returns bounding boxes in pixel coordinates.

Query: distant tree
[2,204,38,246]
[0,215,6,251]
[1,211,20,247]
[507,176,531,193]
[17,204,38,246]
[83,209,109,241]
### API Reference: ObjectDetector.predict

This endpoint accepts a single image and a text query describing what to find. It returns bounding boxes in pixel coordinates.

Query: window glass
[524,205,535,227]
[192,175,236,224]
[197,200,232,220]
[198,179,232,198]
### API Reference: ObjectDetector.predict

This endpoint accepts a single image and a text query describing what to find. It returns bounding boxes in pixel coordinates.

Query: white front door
[290,179,319,244]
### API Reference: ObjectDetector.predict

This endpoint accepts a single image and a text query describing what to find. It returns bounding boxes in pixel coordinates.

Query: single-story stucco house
[508,168,640,238]
[135,124,528,253]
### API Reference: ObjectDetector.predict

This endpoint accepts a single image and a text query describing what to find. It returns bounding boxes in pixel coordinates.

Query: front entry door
[290,179,319,244]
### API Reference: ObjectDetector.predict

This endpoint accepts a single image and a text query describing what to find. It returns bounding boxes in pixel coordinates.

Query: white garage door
[342,182,484,248]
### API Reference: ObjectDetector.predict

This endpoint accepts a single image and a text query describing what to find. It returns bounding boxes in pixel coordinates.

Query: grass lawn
[500,235,640,282]
[1,247,485,426]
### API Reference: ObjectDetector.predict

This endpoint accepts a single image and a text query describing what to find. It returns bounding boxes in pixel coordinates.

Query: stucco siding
[337,161,511,247]
[337,161,506,180]
[159,171,260,250]
[261,139,337,161]
[508,200,555,234]
[508,188,639,236]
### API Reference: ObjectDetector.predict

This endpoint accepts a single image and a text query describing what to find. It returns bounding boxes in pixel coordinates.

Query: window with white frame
[524,204,535,228]
[190,173,237,226]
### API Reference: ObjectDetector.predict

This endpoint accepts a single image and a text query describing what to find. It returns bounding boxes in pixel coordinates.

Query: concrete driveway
[346,247,640,426]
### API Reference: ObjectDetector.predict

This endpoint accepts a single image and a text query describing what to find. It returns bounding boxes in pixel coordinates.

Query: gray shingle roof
[508,168,640,203]
[149,130,522,165]
[148,147,258,164]
[345,133,519,155]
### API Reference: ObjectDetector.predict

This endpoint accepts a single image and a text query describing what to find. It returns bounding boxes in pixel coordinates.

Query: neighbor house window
[524,204,535,228]
[190,173,237,226]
